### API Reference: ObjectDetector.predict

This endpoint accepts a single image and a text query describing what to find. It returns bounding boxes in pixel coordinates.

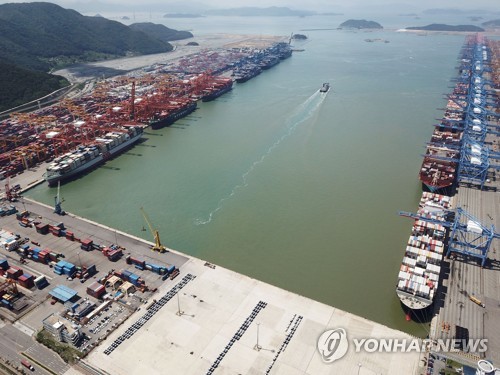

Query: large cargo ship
[396,192,452,310]
[234,65,261,83]
[201,79,233,102]
[419,145,458,192]
[149,100,197,129]
[44,126,143,186]
[418,94,465,192]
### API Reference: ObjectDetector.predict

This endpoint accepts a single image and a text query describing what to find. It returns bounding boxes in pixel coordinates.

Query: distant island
[204,6,315,17]
[339,19,383,29]
[164,13,204,18]
[422,8,489,15]
[405,24,485,32]
[482,19,500,28]
[292,34,307,40]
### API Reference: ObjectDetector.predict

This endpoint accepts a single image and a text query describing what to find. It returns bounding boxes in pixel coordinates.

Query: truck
[21,359,34,371]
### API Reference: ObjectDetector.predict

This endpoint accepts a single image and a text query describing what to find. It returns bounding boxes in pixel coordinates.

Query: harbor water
[26,14,469,336]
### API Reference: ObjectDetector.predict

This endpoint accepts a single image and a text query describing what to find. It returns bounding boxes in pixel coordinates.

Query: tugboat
[319,83,330,93]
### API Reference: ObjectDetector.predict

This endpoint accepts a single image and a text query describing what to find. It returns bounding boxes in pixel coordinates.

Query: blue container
[0,259,9,270]
[122,270,132,279]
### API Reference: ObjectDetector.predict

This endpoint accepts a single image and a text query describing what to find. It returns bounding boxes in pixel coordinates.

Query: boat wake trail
[195,90,326,225]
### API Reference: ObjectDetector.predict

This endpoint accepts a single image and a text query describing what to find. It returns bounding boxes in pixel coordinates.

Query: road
[0,324,69,374]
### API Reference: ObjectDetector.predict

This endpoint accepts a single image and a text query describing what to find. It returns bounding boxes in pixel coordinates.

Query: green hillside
[0,61,68,112]
[129,22,193,42]
[0,2,186,112]
[0,2,173,71]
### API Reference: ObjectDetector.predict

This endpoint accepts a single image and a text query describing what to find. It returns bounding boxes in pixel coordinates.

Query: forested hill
[0,61,68,112]
[0,2,174,72]
[129,23,193,42]
[0,2,187,112]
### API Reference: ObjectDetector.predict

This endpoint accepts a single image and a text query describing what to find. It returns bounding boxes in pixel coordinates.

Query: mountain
[422,8,493,15]
[0,2,173,72]
[0,61,68,112]
[0,2,193,112]
[129,23,193,42]
[204,6,315,17]
[339,20,383,29]
[482,19,500,28]
[405,24,485,32]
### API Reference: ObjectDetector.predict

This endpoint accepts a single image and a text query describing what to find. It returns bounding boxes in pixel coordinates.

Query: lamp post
[254,323,262,351]
[176,293,184,316]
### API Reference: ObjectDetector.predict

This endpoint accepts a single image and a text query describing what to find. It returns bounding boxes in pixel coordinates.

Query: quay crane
[399,207,499,267]
[140,207,167,253]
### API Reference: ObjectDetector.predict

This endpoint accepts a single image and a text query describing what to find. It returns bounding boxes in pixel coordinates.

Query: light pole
[176,293,184,316]
[254,323,262,351]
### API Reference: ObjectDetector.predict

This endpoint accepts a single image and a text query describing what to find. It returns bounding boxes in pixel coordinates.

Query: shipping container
[34,275,48,289]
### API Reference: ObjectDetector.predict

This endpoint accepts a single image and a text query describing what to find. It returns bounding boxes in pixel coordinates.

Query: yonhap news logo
[317,327,488,364]
[317,328,349,363]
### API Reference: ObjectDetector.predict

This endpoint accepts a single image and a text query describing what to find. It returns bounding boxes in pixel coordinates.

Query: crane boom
[140,207,167,253]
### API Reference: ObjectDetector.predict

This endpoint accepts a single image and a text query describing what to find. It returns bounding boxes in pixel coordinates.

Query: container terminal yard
[0,32,499,374]
[395,34,500,374]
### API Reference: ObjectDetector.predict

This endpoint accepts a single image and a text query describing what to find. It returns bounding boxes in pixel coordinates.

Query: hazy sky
[0,0,497,13]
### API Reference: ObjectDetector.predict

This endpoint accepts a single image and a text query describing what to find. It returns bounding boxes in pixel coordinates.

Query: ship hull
[150,102,197,130]
[46,130,143,186]
[201,84,232,102]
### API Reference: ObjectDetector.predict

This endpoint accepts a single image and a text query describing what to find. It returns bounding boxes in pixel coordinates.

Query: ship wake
[195,90,326,225]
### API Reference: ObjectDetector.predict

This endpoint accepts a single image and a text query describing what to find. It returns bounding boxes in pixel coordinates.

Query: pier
[398,35,500,372]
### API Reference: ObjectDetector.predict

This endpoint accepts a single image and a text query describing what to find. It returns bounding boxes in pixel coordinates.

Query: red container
[18,274,34,289]
[6,267,22,279]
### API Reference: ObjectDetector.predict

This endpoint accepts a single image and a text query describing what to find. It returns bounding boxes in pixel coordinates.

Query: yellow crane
[140,207,167,253]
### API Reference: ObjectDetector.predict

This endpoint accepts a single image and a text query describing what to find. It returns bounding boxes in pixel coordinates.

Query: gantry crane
[140,207,167,253]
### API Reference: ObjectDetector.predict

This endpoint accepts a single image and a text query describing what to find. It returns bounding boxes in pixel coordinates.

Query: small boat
[319,83,330,93]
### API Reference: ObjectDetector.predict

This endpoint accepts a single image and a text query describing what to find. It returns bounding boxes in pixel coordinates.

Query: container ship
[233,65,261,83]
[201,78,233,102]
[149,100,197,130]
[418,91,465,192]
[419,145,459,193]
[44,126,143,186]
[396,192,452,310]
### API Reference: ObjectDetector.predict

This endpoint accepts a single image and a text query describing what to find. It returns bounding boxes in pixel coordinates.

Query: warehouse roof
[49,285,78,302]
